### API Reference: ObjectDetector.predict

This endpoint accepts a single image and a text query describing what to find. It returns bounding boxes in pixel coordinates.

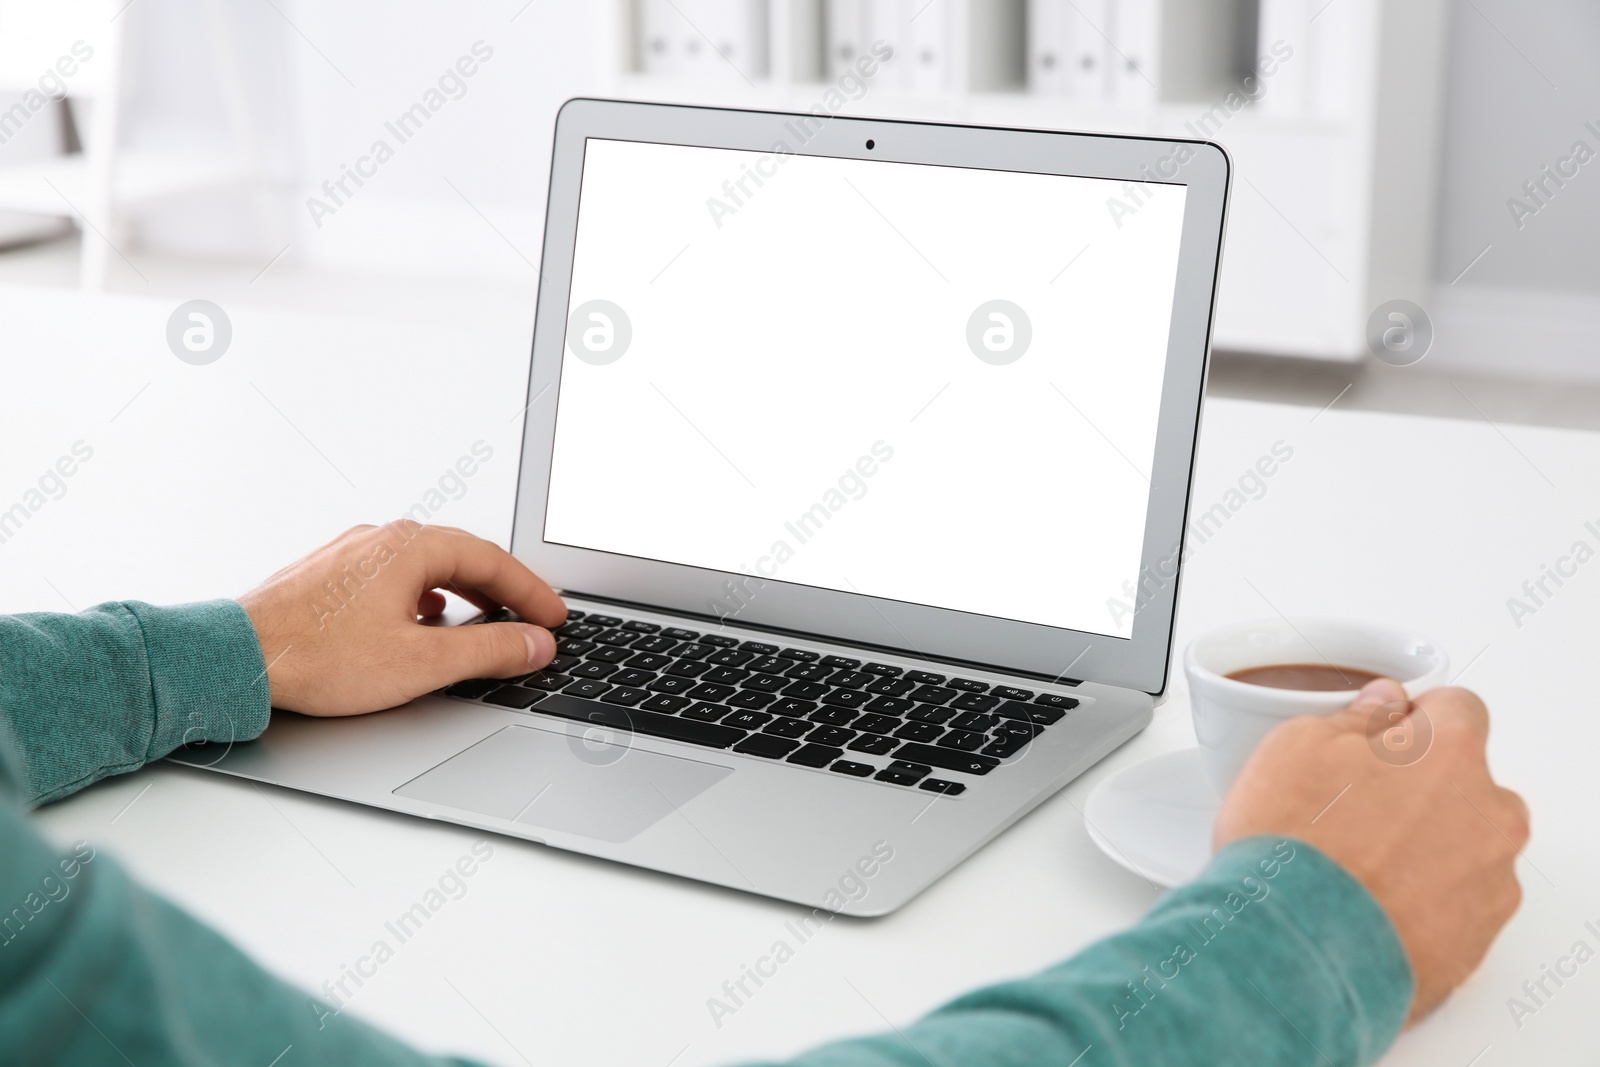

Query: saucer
[1082,748,1219,888]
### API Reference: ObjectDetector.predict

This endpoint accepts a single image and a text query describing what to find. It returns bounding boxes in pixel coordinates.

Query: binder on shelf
[1027,0,1068,96]
[862,0,906,84]
[904,0,953,94]
[643,0,769,82]
[638,0,683,77]
[1065,0,1110,100]
[1106,0,1160,105]
[825,0,867,78]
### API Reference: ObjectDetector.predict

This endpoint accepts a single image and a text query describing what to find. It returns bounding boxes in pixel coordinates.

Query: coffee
[1226,663,1383,692]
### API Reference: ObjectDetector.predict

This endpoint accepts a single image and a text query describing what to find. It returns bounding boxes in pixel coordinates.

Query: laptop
[175,99,1230,916]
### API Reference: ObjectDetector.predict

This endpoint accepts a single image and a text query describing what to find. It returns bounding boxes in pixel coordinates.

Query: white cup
[1184,618,1450,795]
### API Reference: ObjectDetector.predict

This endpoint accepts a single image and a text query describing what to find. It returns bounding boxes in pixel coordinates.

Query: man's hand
[1214,679,1528,1024]
[239,523,567,716]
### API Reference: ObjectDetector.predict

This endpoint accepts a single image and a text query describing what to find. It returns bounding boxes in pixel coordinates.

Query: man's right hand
[1214,678,1529,1024]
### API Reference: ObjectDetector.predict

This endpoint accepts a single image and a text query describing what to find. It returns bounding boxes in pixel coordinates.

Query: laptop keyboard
[440,608,1082,797]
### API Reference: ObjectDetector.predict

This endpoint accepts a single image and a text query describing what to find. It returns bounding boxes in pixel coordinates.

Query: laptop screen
[543,137,1188,640]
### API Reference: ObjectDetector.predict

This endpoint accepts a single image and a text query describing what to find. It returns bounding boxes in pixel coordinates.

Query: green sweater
[0,600,1415,1066]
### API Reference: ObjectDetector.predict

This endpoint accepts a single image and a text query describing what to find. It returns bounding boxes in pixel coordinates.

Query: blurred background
[0,0,1596,612]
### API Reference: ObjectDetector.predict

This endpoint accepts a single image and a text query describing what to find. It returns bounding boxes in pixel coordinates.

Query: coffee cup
[1184,617,1450,794]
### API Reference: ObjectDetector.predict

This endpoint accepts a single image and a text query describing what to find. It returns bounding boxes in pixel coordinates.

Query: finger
[414,622,557,689]
[1414,686,1491,743]
[396,524,567,628]
[417,590,449,617]
[1328,677,1409,733]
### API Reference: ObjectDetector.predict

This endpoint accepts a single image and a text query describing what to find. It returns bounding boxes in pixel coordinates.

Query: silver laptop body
[175,99,1231,915]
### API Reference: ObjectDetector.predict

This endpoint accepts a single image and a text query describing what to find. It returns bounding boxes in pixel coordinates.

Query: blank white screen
[544,138,1187,637]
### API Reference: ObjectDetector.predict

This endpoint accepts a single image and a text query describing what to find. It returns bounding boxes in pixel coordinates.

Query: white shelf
[0,154,254,217]
[602,0,1450,361]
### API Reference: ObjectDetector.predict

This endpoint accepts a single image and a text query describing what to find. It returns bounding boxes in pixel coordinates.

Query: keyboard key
[862,663,902,676]
[484,685,540,708]
[894,721,943,743]
[938,729,987,751]
[683,702,730,722]
[484,608,521,624]
[623,620,661,633]
[908,704,956,725]
[785,663,834,682]
[640,694,691,713]
[848,734,898,755]
[739,641,779,655]
[662,627,701,641]
[558,638,596,655]
[701,634,740,648]
[770,698,819,717]
[783,680,829,699]
[778,648,820,662]
[564,679,613,699]
[865,696,915,715]
[831,761,875,777]
[702,667,751,685]
[604,687,650,707]
[887,760,931,779]
[904,670,946,685]
[993,686,1034,701]
[950,693,1001,712]
[709,649,754,667]
[647,676,697,694]
[891,743,1000,776]
[631,636,678,654]
[745,656,789,675]
[557,622,601,639]
[1034,694,1081,710]
[723,710,773,730]
[788,743,845,768]
[864,678,916,697]
[809,707,858,727]
[593,629,638,647]
[852,713,900,735]
[563,609,586,621]
[763,717,812,739]
[874,768,924,786]
[920,779,966,796]
[734,734,799,759]
[445,678,501,700]
[672,643,716,661]
[586,615,622,627]
[994,700,1067,726]
[521,672,572,692]
[828,671,874,690]
[996,719,1044,737]
[820,655,861,669]
[908,685,957,705]
[546,654,580,673]
[687,682,736,702]
[664,660,711,678]
[808,726,856,747]
[570,661,619,679]
[726,690,776,709]
[609,669,656,688]
[534,693,742,749]
[626,653,672,671]
[950,712,999,733]
[585,646,631,664]
[946,678,989,692]
[983,734,1030,758]
[739,674,787,693]
[820,689,871,709]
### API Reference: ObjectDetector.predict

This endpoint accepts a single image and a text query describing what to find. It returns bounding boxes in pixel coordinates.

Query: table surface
[6,285,1597,1066]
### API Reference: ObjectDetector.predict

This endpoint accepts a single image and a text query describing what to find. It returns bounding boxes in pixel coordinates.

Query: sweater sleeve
[744,836,1415,1067]
[0,600,272,805]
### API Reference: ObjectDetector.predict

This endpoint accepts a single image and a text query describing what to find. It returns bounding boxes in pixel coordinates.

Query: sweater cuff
[122,600,272,758]
[1205,836,1416,1061]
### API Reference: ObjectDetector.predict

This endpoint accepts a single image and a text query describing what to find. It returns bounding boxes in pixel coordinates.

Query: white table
[6,285,1596,1066]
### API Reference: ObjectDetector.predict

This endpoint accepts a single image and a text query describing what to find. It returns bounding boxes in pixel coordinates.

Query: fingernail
[522,627,555,670]
[1352,677,1406,709]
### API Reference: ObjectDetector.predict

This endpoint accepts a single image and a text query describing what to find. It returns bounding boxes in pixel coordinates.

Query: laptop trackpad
[394,725,733,844]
